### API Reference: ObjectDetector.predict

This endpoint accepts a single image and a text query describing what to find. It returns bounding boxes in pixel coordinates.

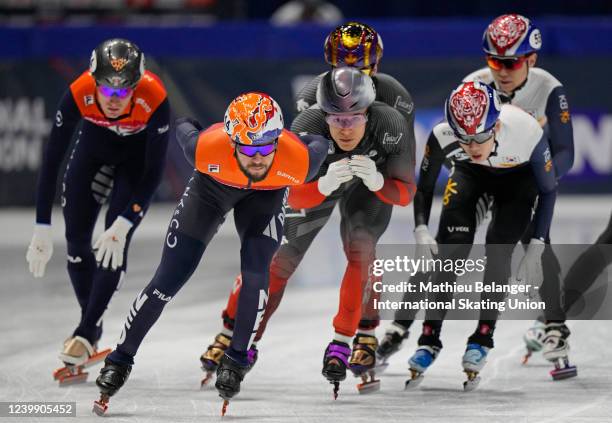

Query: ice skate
[522,319,546,364]
[53,336,111,386]
[199,333,231,387]
[462,343,489,392]
[542,323,577,380]
[215,354,249,416]
[376,323,409,373]
[92,357,132,416]
[404,345,440,390]
[349,334,380,394]
[322,341,351,399]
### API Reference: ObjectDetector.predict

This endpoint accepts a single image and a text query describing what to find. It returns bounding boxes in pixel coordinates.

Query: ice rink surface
[1,196,611,423]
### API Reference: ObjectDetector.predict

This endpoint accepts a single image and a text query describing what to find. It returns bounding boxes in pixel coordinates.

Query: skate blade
[404,373,424,390]
[463,375,481,392]
[58,371,89,386]
[200,371,215,388]
[53,366,72,380]
[83,349,112,368]
[56,348,112,373]
[357,379,380,394]
[92,398,108,416]
[521,350,532,365]
[550,366,577,381]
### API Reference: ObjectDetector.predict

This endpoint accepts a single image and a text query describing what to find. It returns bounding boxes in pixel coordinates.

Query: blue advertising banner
[0,54,612,206]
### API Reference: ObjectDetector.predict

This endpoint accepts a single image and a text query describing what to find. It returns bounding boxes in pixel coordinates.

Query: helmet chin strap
[497,71,529,103]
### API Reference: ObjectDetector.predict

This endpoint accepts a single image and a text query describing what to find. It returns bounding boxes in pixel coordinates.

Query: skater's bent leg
[230,235,279,358]
[563,246,612,313]
[332,228,377,337]
[253,247,299,341]
[223,196,337,337]
[338,187,392,336]
[221,275,243,331]
[358,270,381,333]
[418,320,444,348]
[66,240,97,318]
[230,188,287,358]
[539,243,565,321]
[63,157,103,324]
[467,320,497,348]
[73,167,144,344]
[110,231,207,365]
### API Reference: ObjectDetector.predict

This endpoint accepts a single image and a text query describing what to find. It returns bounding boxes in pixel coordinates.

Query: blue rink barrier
[0,20,611,206]
[1,18,612,59]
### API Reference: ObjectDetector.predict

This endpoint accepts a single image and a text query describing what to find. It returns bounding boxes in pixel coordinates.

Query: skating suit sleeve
[414,129,446,227]
[529,135,558,240]
[294,74,324,114]
[369,103,417,206]
[545,85,574,178]
[35,89,82,224]
[120,98,171,224]
[173,117,203,168]
[300,134,328,181]
[285,107,332,210]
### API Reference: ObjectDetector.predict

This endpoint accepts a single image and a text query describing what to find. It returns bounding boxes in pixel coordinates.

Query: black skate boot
[200,333,231,386]
[376,323,409,371]
[542,323,577,380]
[93,357,132,416]
[349,334,380,394]
[215,353,249,416]
[322,341,351,399]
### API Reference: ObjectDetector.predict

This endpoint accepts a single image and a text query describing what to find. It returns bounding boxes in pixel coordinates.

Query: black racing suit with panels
[294,71,416,332]
[243,101,416,340]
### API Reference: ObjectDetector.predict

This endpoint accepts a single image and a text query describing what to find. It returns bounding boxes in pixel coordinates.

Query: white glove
[317,158,354,196]
[348,155,384,192]
[26,224,53,278]
[94,216,133,270]
[414,224,438,261]
[516,238,545,287]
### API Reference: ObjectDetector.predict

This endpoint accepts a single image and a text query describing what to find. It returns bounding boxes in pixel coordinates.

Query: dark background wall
[1,13,611,206]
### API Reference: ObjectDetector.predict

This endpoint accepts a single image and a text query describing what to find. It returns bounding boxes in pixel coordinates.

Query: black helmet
[89,39,145,88]
[316,67,376,114]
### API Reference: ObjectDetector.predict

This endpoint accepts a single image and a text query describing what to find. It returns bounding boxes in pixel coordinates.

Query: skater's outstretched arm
[35,90,82,225]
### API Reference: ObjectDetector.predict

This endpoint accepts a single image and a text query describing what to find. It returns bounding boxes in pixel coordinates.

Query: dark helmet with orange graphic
[324,22,383,75]
[223,92,284,145]
[90,39,145,88]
